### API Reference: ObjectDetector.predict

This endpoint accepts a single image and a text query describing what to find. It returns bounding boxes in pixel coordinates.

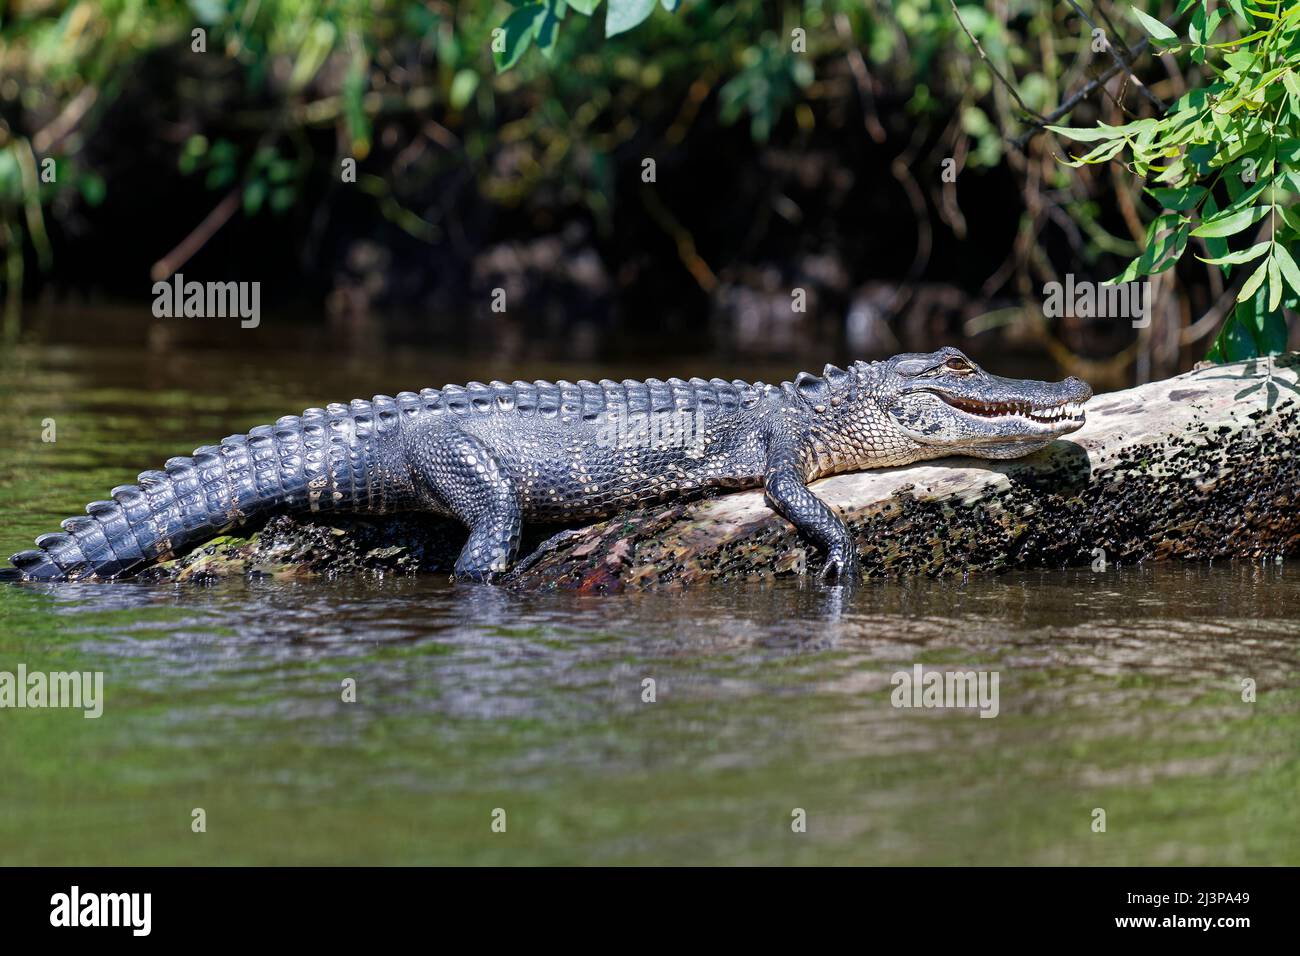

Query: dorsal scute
[535,381,561,418]
[667,378,694,410]
[394,392,422,417]
[823,364,850,387]
[370,395,401,431]
[622,379,650,414]
[557,381,583,418]
[794,370,826,398]
[509,380,536,412]
[733,380,762,408]
[646,379,673,413]
[577,380,605,419]
[489,382,516,412]
[710,378,740,410]
[467,384,494,413]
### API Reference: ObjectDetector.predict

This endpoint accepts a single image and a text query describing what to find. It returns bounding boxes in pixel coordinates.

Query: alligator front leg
[409,430,522,582]
[762,441,860,583]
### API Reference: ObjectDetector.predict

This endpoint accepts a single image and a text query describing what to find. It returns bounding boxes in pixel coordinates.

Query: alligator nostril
[1064,376,1093,400]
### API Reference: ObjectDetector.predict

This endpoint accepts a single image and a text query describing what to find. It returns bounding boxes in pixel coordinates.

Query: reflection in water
[0,342,1297,865]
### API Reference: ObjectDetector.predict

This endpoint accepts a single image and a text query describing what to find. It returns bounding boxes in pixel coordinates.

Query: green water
[1,335,1297,865]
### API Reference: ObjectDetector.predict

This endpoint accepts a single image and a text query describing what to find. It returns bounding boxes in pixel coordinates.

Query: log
[146,354,1300,588]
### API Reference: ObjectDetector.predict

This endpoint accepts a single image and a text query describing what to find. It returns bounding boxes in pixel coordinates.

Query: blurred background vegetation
[1,0,1297,387]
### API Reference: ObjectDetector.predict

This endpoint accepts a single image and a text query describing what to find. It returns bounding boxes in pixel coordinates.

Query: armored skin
[7,348,1092,583]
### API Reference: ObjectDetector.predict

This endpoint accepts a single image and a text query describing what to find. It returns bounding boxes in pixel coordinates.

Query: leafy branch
[493,0,682,71]
[1049,0,1300,361]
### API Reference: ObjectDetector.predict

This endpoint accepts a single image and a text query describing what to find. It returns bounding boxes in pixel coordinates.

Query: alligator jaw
[935,393,1088,437]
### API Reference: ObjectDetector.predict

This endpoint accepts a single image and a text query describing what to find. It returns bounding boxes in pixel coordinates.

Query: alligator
[7,348,1092,583]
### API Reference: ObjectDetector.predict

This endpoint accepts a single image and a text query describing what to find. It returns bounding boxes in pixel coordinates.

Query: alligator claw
[819,551,860,584]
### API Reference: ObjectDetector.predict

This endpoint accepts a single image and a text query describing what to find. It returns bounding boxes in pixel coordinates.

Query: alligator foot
[818,549,861,584]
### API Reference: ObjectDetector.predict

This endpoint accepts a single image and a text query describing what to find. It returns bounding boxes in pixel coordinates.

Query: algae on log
[149,355,1300,588]
[506,354,1300,590]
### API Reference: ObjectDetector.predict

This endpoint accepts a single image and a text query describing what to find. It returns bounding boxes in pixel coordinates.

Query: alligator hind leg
[409,430,522,582]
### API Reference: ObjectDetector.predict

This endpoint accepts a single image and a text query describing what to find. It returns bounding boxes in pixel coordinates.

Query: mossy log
[148,355,1300,588]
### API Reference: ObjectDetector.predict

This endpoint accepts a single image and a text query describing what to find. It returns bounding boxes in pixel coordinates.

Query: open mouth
[938,394,1086,427]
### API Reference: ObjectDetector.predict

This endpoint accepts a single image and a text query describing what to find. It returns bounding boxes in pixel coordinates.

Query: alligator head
[858,347,1093,460]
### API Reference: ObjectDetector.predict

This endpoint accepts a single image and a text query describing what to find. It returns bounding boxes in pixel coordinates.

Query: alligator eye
[944,358,973,373]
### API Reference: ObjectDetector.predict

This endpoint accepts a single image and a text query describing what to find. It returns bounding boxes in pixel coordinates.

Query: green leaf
[1192,203,1271,237]
[1062,138,1127,166]
[1222,171,1276,214]
[1274,243,1300,296]
[1206,28,1268,47]
[1148,185,1206,210]
[1253,309,1290,355]
[567,0,601,14]
[1044,125,1125,142]
[537,1,564,59]
[1256,313,1290,355]
[660,0,681,10]
[1236,280,1289,355]
[1132,7,1179,43]
[495,3,547,71]
[606,0,657,37]
[1110,214,1188,282]
[243,177,268,216]
[1195,241,1270,265]
[1237,258,1268,301]
[1269,253,1283,311]
[449,69,479,110]
[1210,313,1259,361]
[1199,194,1230,270]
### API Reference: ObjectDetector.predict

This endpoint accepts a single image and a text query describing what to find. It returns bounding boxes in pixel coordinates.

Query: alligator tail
[8,396,412,582]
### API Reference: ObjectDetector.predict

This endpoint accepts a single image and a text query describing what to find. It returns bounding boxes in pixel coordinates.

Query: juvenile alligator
[8,348,1091,583]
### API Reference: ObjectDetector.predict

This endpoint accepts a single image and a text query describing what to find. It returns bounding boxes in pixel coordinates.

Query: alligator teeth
[1024,401,1085,424]
[945,395,1086,422]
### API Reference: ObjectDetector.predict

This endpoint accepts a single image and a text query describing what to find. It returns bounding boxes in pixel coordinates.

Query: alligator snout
[1063,376,1093,402]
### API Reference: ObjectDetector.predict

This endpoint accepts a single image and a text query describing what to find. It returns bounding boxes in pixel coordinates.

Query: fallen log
[145,354,1300,588]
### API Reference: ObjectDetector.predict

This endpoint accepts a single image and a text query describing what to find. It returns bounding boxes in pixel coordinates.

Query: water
[1,331,1297,864]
